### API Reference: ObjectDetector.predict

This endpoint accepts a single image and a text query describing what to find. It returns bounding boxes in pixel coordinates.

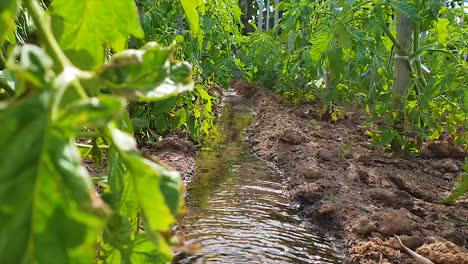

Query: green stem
[375,5,403,52]
[0,78,15,97]
[341,0,374,21]
[78,131,101,139]
[0,52,6,69]
[24,0,88,120]
[24,0,70,71]
[413,22,427,89]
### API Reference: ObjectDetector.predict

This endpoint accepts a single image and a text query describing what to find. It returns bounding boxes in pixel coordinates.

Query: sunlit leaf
[51,0,144,69]
[99,42,193,101]
[180,0,204,36]
[435,18,450,44]
[389,1,422,22]
[0,92,107,263]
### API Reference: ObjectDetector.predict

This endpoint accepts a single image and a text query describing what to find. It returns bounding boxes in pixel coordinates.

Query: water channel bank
[233,80,467,264]
[149,80,467,263]
[174,90,342,263]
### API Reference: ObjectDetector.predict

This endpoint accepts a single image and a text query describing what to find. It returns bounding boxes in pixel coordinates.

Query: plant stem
[413,22,427,89]
[375,5,403,52]
[0,78,15,97]
[342,0,374,21]
[23,0,70,71]
[391,8,413,151]
[0,52,6,69]
[78,131,101,139]
[24,0,88,120]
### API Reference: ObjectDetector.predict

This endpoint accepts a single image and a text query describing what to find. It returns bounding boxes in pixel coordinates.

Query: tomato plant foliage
[0,0,205,263]
[241,0,467,152]
[238,0,467,199]
[1,0,467,261]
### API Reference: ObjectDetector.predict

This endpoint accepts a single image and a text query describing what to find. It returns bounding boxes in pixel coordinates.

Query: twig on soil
[395,235,434,264]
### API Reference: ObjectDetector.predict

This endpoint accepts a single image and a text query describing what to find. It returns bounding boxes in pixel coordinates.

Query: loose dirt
[232,79,468,264]
[142,131,197,182]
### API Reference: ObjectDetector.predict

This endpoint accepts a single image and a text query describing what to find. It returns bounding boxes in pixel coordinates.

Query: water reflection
[175,91,342,263]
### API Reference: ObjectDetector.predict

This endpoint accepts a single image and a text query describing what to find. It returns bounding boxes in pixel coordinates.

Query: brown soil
[232,79,468,264]
[141,131,197,181]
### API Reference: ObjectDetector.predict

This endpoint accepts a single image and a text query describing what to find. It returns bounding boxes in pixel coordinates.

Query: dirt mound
[233,79,468,263]
[142,131,197,181]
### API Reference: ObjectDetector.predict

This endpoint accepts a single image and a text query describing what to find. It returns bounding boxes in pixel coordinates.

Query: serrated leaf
[106,148,138,217]
[389,1,422,21]
[335,22,353,49]
[51,0,144,69]
[108,126,183,231]
[372,129,397,146]
[0,92,107,263]
[99,42,193,101]
[124,156,176,231]
[180,0,204,36]
[130,233,172,263]
[310,32,332,62]
[435,18,450,44]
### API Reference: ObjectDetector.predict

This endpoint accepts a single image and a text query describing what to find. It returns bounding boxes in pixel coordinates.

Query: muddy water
[175,91,342,263]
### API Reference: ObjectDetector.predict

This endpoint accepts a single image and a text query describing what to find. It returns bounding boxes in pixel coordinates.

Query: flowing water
[175,91,342,263]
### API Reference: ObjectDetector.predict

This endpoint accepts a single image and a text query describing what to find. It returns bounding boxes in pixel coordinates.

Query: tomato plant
[0,0,201,262]
[129,0,242,144]
[240,0,467,152]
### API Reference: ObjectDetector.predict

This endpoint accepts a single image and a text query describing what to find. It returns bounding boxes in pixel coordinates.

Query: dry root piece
[395,235,434,264]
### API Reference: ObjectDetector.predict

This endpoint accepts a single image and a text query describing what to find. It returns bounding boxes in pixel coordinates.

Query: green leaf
[99,231,172,264]
[171,108,187,129]
[435,18,450,44]
[0,0,17,45]
[130,233,172,263]
[124,155,176,231]
[335,22,353,50]
[372,129,397,146]
[51,0,144,69]
[59,95,125,130]
[8,45,55,90]
[310,31,332,62]
[106,148,138,217]
[99,42,193,101]
[180,0,204,36]
[0,92,107,263]
[100,144,178,263]
[107,126,184,231]
[389,1,422,21]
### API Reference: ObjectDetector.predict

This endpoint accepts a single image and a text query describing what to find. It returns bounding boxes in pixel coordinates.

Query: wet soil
[232,79,468,264]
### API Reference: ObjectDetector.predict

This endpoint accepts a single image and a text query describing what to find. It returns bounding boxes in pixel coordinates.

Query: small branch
[24,0,70,71]
[395,235,434,264]
[78,131,101,139]
[24,0,88,120]
[378,21,403,52]
[375,5,403,52]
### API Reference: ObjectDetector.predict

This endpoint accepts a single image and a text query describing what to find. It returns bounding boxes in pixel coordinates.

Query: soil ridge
[232,79,467,264]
